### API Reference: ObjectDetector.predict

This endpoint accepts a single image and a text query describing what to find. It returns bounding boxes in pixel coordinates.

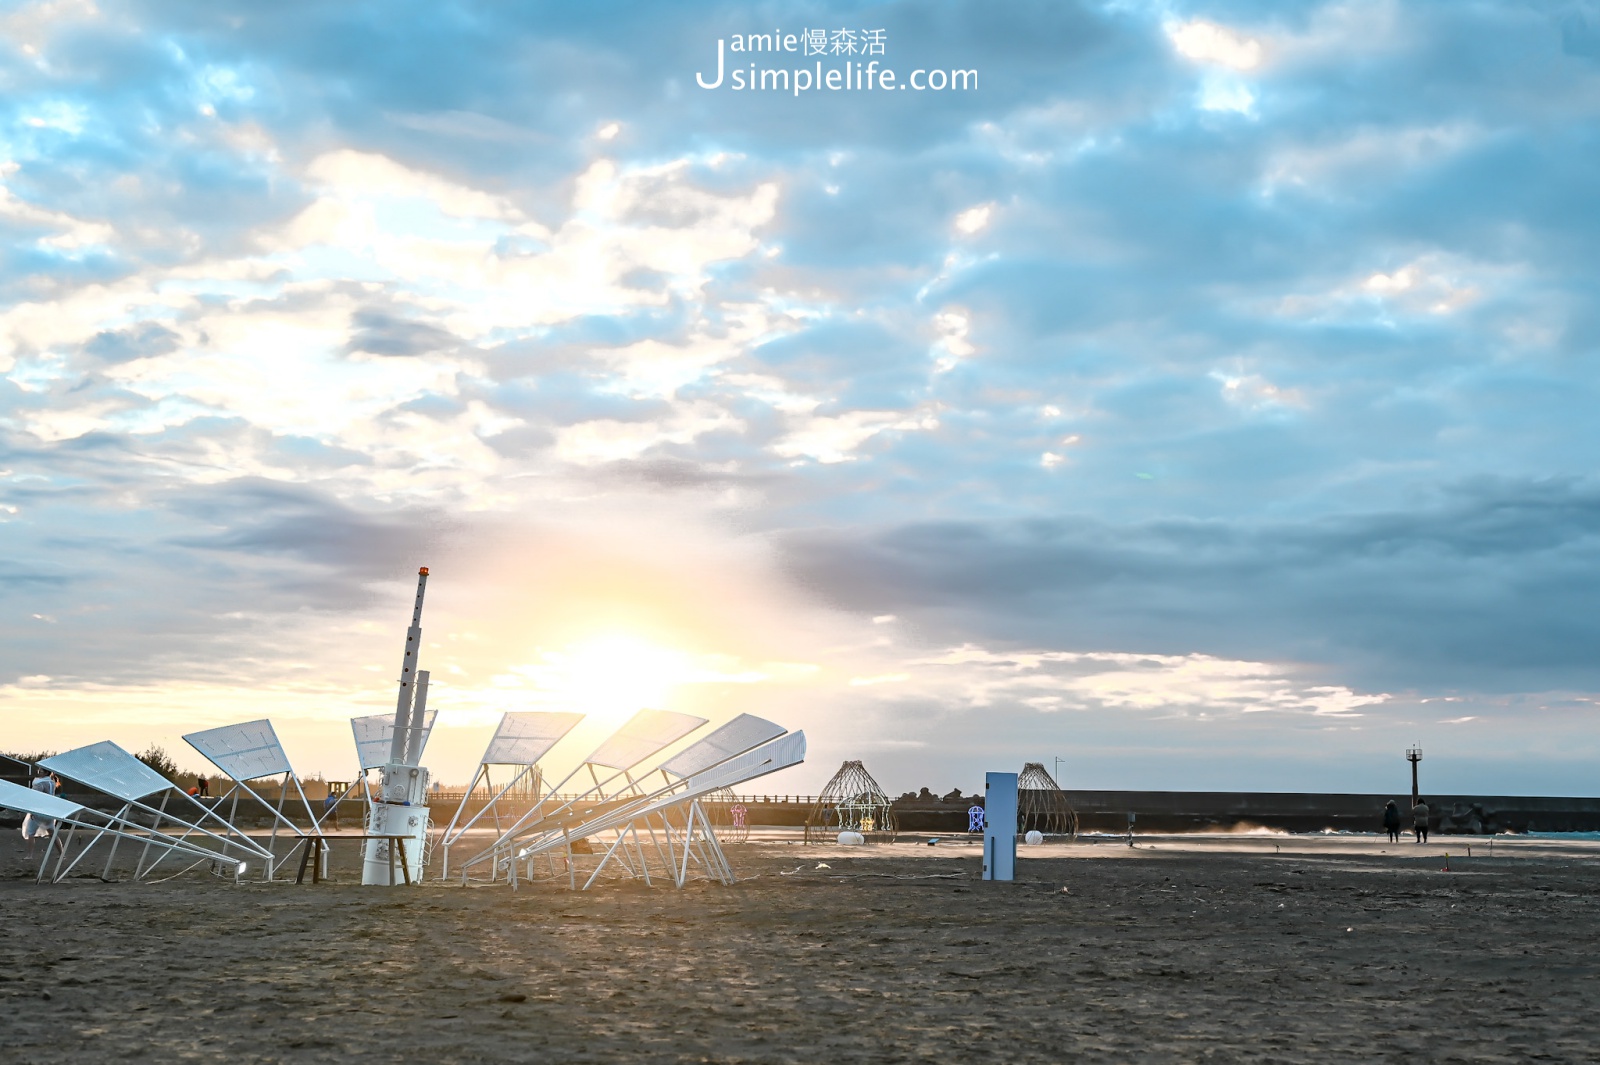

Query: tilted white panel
[0,777,84,820]
[41,741,172,802]
[481,711,584,766]
[183,719,292,781]
[537,732,806,850]
[351,710,438,770]
[584,709,707,771]
[685,731,807,795]
[515,729,812,857]
[657,713,786,779]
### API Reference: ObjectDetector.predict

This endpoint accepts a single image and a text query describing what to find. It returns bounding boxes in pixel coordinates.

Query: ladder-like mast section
[364,566,434,886]
[389,567,429,766]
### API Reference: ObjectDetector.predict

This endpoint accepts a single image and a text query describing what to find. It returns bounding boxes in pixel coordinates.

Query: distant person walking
[323,793,341,831]
[1412,797,1430,843]
[196,775,209,798]
[1383,800,1402,843]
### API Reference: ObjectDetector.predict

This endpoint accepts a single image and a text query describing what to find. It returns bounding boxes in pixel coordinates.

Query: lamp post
[1406,746,1423,806]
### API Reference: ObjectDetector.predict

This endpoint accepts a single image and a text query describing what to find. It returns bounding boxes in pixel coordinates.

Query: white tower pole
[388,567,428,762]
[363,567,434,886]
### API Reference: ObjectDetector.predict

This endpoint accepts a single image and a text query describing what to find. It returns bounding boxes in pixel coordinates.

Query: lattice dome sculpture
[1017,763,1077,839]
[806,760,895,841]
[703,786,750,844]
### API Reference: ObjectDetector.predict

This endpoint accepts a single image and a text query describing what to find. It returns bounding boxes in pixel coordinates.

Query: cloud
[82,321,182,362]
[1167,20,1264,70]
[344,308,462,358]
[906,645,1384,717]
[779,477,1600,694]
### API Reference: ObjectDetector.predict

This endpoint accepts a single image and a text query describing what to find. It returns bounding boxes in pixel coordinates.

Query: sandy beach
[2,833,1596,1063]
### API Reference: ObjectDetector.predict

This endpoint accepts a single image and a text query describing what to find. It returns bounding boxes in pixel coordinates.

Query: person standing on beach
[1412,797,1430,843]
[1383,800,1402,843]
[21,767,57,859]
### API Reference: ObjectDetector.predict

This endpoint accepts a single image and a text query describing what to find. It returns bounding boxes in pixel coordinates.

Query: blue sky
[3,0,1600,796]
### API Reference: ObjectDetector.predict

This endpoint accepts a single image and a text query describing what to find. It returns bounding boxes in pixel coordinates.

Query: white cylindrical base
[361,800,430,885]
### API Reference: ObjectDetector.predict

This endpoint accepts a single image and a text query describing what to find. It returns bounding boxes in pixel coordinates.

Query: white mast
[362,566,434,885]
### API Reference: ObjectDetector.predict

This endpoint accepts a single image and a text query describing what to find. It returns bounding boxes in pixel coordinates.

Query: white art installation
[184,718,322,864]
[38,741,275,877]
[0,777,243,884]
[435,710,584,879]
[11,567,806,892]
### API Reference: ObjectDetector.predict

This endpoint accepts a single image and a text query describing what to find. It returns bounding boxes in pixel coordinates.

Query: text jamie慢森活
[695,30,976,95]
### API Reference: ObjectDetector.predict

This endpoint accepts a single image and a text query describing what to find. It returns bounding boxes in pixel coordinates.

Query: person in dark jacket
[1412,798,1431,843]
[1383,800,1402,843]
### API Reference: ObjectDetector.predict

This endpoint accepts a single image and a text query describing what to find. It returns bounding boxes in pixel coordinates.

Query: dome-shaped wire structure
[702,786,750,844]
[1017,763,1077,839]
[805,760,895,841]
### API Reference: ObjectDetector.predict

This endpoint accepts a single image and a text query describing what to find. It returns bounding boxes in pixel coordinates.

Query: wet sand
[2,833,1597,1063]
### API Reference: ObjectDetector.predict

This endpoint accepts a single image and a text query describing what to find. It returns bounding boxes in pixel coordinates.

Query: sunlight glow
[507,635,695,726]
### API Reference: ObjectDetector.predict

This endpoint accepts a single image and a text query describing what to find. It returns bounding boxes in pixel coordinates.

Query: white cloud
[0,147,785,495]
[954,203,993,234]
[555,401,744,464]
[1168,19,1264,70]
[303,150,526,222]
[1210,370,1305,412]
[1361,264,1479,313]
[0,170,115,257]
[905,645,1388,717]
[1272,253,1491,322]
[932,309,975,372]
[773,407,940,464]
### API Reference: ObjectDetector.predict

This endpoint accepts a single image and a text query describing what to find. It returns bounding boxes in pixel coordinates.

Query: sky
[4,0,1600,797]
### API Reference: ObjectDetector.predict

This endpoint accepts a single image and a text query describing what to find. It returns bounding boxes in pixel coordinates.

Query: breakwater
[716,790,1600,835]
[889,790,1600,835]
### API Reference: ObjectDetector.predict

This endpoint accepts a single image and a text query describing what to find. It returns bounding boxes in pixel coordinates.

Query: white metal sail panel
[542,732,807,850]
[657,713,786,779]
[0,777,84,820]
[584,709,707,771]
[481,711,584,766]
[351,714,391,770]
[41,741,172,802]
[685,731,807,795]
[183,719,291,781]
[351,710,439,770]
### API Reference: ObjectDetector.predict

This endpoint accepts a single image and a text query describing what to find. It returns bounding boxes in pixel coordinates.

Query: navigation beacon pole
[362,566,434,886]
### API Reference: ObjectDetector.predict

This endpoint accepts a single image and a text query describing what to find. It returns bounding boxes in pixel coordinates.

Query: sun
[521,635,692,725]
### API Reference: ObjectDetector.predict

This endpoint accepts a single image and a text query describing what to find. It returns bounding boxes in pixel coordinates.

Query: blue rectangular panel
[983,772,1018,881]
